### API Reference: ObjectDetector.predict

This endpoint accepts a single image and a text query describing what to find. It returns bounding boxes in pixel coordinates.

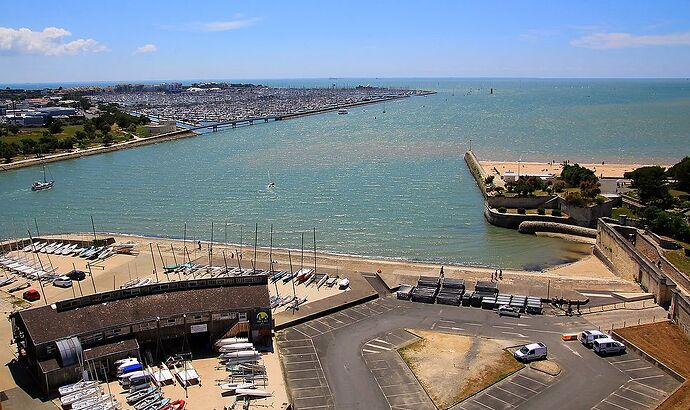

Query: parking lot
[277,295,683,410]
[362,329,435,409]
[452,367,557,410]
[592,355,681,410]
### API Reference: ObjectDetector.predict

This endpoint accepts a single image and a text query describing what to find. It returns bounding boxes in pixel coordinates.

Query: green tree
[667,156,690,192]
[7,123,20,134]
[0,141,18,162]
[625,166,671,206]
[83,121,96,138]
[20,138,37,155]
[580,179,601,198]
[47,118,64,135]
[101,131,113,146]
[561,163,598,186]
[74,130,87,141]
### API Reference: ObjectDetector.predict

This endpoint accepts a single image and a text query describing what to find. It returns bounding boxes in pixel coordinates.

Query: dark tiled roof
[18,285,269,345]
[83,339,139,361]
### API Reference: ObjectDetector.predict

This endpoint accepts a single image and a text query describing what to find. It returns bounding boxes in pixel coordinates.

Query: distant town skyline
[1,0,690,83]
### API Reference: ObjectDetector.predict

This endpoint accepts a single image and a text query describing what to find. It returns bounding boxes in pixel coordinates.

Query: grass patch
[664,249,690,277]
[2,124,82,144]
[669,188,690,199]
[612,207,637,219]
[455,350,523,403]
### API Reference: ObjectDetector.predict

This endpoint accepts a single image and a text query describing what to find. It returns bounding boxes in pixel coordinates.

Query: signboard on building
[190,324,208,334]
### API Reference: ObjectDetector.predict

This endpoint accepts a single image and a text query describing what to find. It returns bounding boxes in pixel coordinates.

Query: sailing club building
[10,275,272,394]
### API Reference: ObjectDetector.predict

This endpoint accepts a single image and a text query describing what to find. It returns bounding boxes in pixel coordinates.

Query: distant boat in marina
[338,108,348,115]
[31,164,54,191]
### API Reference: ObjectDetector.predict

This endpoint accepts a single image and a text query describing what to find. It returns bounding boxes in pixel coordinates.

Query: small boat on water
[338,108,348,115]
[31,164,54,191]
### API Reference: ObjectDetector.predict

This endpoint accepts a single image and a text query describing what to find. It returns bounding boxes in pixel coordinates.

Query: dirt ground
[616,322,690,410]
[399,330,522,409]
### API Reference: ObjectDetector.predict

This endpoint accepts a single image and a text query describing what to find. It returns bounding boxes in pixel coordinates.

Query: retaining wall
[464,150,488,198]
[484,206,570,229]
[487,195,557,209]
[518,221,597,238]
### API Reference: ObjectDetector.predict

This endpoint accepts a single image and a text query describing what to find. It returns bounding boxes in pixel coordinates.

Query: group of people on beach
[491,269,503,281]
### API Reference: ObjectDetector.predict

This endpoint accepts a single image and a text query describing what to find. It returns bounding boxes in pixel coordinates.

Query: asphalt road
[278,296,679,410]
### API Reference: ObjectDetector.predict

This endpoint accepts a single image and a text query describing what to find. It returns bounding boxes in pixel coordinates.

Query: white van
[593,338,626,355]
[579,330,607,348]
[514,342,547,362]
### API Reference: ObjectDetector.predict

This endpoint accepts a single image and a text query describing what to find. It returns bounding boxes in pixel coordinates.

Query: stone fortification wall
[518,221,597,238]
[464,151,488,198]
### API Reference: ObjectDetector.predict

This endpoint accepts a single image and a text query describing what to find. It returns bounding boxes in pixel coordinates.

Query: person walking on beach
[197,240,201,250]
[499,269,503,280]
[440,266,444,279]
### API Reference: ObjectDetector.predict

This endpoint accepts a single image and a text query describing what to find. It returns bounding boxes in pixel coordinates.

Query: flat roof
[17,285,269,345]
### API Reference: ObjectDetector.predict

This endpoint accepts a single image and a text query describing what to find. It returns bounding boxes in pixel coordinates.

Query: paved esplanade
[278,296,679,409]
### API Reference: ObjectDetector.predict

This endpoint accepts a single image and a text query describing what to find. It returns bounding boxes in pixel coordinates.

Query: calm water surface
[2,79,689,269]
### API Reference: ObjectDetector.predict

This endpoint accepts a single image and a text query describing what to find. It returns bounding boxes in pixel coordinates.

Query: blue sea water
[1,78,689,269]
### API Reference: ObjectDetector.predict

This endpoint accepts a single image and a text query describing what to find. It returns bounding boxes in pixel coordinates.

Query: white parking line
[630,379,668,393]
[516,374,548,387]
[294,394,329,401]
[602,399,631,410]
[485,392,514,407]
[621,386,662,401]
[610,358,640,365]
[623,366,652,372]
[362,348,379,354]
[366,343,392,351]
[496,385,527,399]
[509,380,537,394]
[437,325,465,331]
[372,338,393,345]
[612,392,648,407]
[301,322,323,336]
[472,399,495,409]
[631,374,666,382]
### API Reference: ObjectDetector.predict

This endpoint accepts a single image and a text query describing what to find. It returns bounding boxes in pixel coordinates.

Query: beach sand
[480,160,671,181]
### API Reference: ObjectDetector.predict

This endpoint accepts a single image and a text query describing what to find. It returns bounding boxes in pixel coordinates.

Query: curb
[274,292,378,331]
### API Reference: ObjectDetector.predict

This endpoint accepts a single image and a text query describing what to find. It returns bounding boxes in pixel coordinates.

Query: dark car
[23,289,40,302]
[67,269,86,281]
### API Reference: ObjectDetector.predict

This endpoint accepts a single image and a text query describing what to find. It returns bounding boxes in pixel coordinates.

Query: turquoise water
[2,79,689,269]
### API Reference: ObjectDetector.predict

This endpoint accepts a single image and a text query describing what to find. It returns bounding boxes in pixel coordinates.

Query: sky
[1,0,690,83]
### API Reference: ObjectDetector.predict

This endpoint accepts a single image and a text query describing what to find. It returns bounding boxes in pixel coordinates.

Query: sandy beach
[480,160,671,180]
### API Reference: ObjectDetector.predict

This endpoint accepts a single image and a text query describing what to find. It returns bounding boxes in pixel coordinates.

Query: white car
[593,338,626,355]
[579,330,608,348]
[514,342,547,362]
[52,275,72,288]
[497,305,520,318]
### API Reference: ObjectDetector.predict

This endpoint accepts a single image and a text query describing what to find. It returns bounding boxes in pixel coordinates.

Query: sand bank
[480,160,671,180]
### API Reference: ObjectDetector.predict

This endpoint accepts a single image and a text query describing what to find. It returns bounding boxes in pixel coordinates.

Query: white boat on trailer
[58,379,99,396]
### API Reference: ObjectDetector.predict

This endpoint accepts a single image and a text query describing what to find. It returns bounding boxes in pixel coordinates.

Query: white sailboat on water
[31,163,54,191]
[267,170,275,189]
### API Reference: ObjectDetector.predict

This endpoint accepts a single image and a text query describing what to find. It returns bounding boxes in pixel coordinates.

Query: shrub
[537,208,545,215]
[553,180,566,193]
[498,207,507,213]
[517,208,526,214]
[685,248,690,257]
[485,175,494,184]
[494,186,505,196]
[552,209,562,217]
[565,191,587,207]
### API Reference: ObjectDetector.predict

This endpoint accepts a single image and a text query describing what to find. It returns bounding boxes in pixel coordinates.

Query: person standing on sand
[197,240,201,250]
[499,269,503,280]
[440,266,444,279]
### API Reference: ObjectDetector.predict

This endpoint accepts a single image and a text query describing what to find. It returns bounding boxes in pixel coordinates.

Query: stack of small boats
[18,240,134,261]
[0,252,57,282]
[58,379,119,410]
[125,386,185,410]
[116,357,185,410]
[214,337,272,399]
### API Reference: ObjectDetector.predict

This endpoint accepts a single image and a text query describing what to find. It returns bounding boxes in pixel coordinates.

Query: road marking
[471,399,495,409]
[465,322,482,326]
[502,331,528,338]
[366,343,392,351]
[621,386,660,401]
[496,385,527,399]
[372,338,393,345]
[580,292,615,298]
[493,325,514,330]
[526,328,563,334]
[516,374,548,387]
[563,343,583,358]
[485,392,514,406]
[437,325,465,331]
[602,399,631,410]
[438,319,455,323]
[612,392,647,407]
[630,379,668,394]
[362,348,379,354]
[508,380,537,394]
[631,374,666,381]
[515,323,530,327]
[610,358,640,365]
[624,366,652,372]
